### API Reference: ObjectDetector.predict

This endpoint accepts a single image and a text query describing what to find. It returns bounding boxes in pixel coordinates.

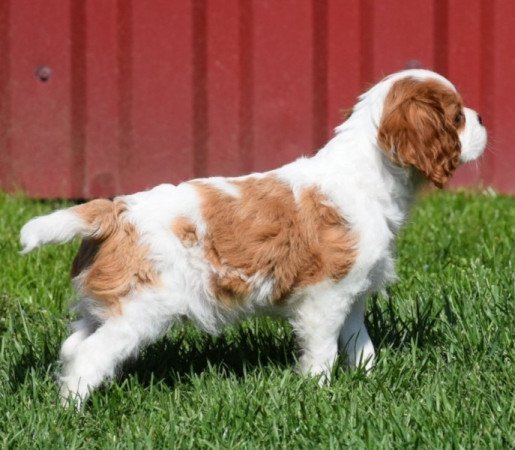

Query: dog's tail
[20,199,124,254]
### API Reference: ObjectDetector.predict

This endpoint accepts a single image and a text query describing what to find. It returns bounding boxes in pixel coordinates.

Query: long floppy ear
[378,78,462,188]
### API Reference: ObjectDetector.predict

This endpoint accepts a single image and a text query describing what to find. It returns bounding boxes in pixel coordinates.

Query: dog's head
[369,70,487,187]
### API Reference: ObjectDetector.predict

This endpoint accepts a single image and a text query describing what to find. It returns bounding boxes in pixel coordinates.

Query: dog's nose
[477,114,483,125]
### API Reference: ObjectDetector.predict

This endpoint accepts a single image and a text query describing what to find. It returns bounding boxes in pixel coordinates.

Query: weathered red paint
[0,0,513,198]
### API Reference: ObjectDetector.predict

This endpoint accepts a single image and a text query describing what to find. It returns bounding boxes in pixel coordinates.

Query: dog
[20,69,487,406]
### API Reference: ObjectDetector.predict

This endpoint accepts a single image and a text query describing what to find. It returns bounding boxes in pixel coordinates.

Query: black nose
[477,114,483,125]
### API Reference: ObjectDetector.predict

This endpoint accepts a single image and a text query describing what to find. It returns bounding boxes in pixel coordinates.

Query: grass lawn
[0,190,513,449]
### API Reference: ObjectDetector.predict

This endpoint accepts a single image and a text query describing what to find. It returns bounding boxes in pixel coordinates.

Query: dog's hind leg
[59,293,176,408]
[59,318,97,366]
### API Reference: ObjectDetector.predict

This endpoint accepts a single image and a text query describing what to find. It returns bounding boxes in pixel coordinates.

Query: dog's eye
[454,112,465,126]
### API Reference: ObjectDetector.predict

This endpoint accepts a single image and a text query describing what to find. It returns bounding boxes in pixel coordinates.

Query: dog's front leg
[291,284,354,383]
[338,296,375,371]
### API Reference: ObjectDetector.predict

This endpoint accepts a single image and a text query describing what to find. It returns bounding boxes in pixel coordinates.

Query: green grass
[0,191,514,449]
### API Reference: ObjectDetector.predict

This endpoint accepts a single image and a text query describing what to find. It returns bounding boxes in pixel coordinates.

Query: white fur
[20,69,487,407]
[20,209,91,254]
[460,107,488,163]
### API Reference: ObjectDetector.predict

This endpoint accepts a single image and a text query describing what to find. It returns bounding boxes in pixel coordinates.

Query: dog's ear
[378,78,462,188]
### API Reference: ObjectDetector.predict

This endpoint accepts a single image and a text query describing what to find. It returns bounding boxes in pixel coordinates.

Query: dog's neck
[313,117,419,235]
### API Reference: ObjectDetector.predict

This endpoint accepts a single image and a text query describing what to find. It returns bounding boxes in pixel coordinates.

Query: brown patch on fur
[194,177,357,306]
[209,269,252,305]
[74,199,125,238]
[71,199,158,314]
[341,107,354,121]
[378,77,464,188]
[171,216,198,247]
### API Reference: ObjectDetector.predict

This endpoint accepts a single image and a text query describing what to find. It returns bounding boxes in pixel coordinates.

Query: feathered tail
[20,199,124,254]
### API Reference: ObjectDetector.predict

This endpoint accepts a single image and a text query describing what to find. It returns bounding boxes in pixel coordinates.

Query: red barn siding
[0,0,513,198]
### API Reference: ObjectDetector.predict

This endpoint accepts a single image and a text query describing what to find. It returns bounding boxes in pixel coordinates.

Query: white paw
[59,376,90,410]
[347,346,376,372]
[298,356,334,385]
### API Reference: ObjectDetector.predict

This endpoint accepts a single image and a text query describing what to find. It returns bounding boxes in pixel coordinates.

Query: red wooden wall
[0,0,514,198]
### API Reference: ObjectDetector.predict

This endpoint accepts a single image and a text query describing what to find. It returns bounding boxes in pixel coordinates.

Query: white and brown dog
[20,69,487,406]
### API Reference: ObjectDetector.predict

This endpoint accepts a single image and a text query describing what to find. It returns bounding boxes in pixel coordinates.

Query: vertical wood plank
[371,0,436,76]
[83,0,121,198]
[326,0,362,135]
[0,0,12,189]
[8,0,73,198]
[70,0,87,197]
[123,0,194,193]
[482,0,515,192]
[446,0,484,188]
[205,0,247,177]
[252,0,314,170]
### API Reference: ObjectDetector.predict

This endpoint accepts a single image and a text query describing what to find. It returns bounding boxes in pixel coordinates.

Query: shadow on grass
[367,292,444,350]
[118,322,297,390]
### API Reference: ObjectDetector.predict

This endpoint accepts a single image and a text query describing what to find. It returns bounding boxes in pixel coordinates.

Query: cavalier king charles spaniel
[20,69,487,406]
